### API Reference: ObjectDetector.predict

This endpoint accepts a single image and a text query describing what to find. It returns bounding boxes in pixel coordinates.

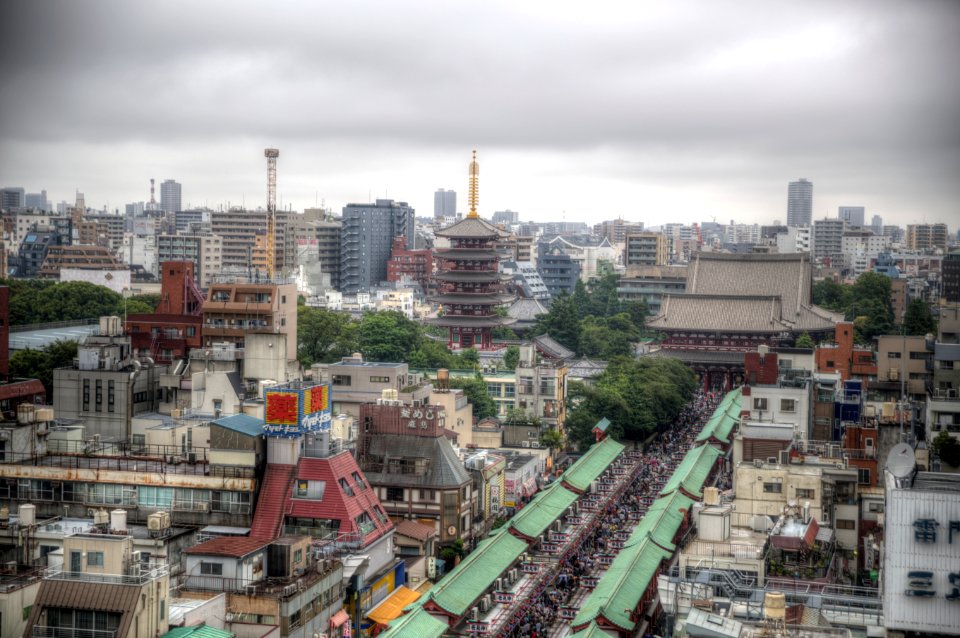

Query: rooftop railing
[43,563,169,586]
[33,626,116,638]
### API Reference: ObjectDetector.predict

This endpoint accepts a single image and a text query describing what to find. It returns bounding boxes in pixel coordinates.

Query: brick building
[815,322,877,381]
[125,261,205,363]
[386,235,432,289]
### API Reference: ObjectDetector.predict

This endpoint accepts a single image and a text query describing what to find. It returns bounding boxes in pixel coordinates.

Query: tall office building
[0,187,25,211]
[434,188,456,218]
[838,206,865,227]
[871,214,883,235]
[160,179,182,213]
[787,178,813,227]
[340,199,415,293]
[24,190,48,210]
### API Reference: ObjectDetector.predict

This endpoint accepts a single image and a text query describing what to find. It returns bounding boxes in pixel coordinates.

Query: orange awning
[365,586,422,625]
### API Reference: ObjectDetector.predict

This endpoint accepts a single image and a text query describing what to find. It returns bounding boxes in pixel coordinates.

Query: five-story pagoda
[428,151,515,349]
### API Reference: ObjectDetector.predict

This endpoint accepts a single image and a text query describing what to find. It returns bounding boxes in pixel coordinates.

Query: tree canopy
[565,356,697,450]
[902,299,936,337]
[932,431,960,468]
[9,339,79,395]
[448,373,498,421]
[1,279,159,325]
[532,273,648,357]
[812,272,895,343]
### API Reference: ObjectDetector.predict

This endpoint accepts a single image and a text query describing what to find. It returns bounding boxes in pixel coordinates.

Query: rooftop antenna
[467,150,479,219]
[148,178,156,211]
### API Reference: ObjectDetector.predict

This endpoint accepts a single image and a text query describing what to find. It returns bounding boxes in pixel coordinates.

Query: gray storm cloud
[1,0,957,225]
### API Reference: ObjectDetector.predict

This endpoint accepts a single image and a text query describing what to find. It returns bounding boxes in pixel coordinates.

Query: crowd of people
[503,389,724,638]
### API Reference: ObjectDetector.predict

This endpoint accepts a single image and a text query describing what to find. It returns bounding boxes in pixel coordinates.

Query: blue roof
[593,417,611,433]
[210,414,264,437]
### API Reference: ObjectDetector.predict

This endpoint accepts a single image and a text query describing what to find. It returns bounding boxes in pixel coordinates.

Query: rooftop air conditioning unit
[754,459,763,468]
[521,441,530,448]
[495,577,503,591]
[479,595,492,613]
[246,585,257,596]
[530,442,541,448]
[470,607,479,622]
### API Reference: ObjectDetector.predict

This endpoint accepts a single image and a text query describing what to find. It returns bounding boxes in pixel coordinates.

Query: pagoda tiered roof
[433,248,499,260]
[435,216,508,240]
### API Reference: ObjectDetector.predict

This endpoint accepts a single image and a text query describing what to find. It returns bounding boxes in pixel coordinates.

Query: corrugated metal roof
[626,490,695,551]
[562,437,625,493]
[379,605,448,638]
[508,482,578,539]
[660,443,723,499]
[695,392,741,445]
[424,529,526,616]
[569,621,614,638]
[161,625,235,638]
[184,536,270,558]
[26,580,143,638]
[573,536,671,631]
[210,413,264,437]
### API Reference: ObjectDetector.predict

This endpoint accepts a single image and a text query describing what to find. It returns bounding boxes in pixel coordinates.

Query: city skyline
[1,1,958,226]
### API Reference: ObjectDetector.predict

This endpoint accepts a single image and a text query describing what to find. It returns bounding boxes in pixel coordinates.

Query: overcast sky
[1,0,958,227]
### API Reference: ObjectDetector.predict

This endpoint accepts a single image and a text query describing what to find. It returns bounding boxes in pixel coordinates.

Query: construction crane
[264,148,279,279]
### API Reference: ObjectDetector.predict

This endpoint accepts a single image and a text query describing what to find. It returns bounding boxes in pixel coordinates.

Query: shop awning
[330,609,350,628]
[365,586,422,625]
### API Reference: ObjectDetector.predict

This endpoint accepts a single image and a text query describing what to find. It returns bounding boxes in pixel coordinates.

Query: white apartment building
[775,227,811,254]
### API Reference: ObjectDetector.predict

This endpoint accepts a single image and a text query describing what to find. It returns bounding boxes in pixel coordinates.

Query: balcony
[33,627,116,638]
[43,563,169,586]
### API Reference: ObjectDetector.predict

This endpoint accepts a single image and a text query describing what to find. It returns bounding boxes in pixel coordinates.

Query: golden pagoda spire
[467,149,479,219]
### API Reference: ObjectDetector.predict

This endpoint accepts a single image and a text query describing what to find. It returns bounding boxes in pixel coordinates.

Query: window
[868,502,884,513]
[910,351,932,360]
[352,472,367,490]
[836,519,856,530]
[887,352,901,359]
[87,551,104,567]
[780,399,796,413]
[370,376,390,383]
[296,481,308,497]
[338,478,354,497]
[200,562,223,576]
[107,380,115,413]
[942,360,955,370]
[763,482,782,494]
[796,488,815,499]
[294,549,302,563]
[82,379,90,412]
[332,375,351,386]
[826,360,835,368]
[857,468,872,485]
[386,487,404,501]
[753,398,768,411]
[95,380,103,412]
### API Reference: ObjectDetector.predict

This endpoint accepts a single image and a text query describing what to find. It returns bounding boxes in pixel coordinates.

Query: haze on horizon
[1,0,958,228]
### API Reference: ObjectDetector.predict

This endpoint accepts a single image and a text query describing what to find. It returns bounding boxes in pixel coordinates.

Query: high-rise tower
[160,179,182,213]
[428,151,515,350]
[787,178,813,227]
[265,148,279,279]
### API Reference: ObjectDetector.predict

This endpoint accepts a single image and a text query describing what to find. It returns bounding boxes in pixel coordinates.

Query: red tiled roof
[0,379,46,401]
[394,519,437,542]
[288,451,393,545]
[184,536,271,558]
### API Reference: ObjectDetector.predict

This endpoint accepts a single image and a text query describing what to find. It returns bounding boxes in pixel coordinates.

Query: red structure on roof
[249,464,297,540]
[185,536,272,558]
[286,451,394,547]
[125,261,204,364]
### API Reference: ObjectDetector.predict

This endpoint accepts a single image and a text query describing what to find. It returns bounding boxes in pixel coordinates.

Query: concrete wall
[60,268,131,294]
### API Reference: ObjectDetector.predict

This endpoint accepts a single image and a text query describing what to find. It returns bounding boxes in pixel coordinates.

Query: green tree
[502,345,520,371]
[812,279,849,312]
[539,427,564,452]
[448,373,498,420]
[902,299,936,336]
[9,339,79,395]
[6,280,124,325]
[533,293,581,354]
[795,332,815,349]
[931,431,960,467]
[297,306,360,366]
[358,311,421,362]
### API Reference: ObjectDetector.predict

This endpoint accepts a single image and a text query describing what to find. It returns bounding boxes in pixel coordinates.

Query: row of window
[752,398,796,413]
[1,479,251,511]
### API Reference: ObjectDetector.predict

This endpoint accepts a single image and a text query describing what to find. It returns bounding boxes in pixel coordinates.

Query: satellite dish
[886,443,916,479]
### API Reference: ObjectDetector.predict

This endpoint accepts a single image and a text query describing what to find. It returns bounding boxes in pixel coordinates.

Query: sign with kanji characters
[264,382,333,437]
[494,591,514,604]
[467,622,489,634]
[521,563,539,574]
[559,607,577,619]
